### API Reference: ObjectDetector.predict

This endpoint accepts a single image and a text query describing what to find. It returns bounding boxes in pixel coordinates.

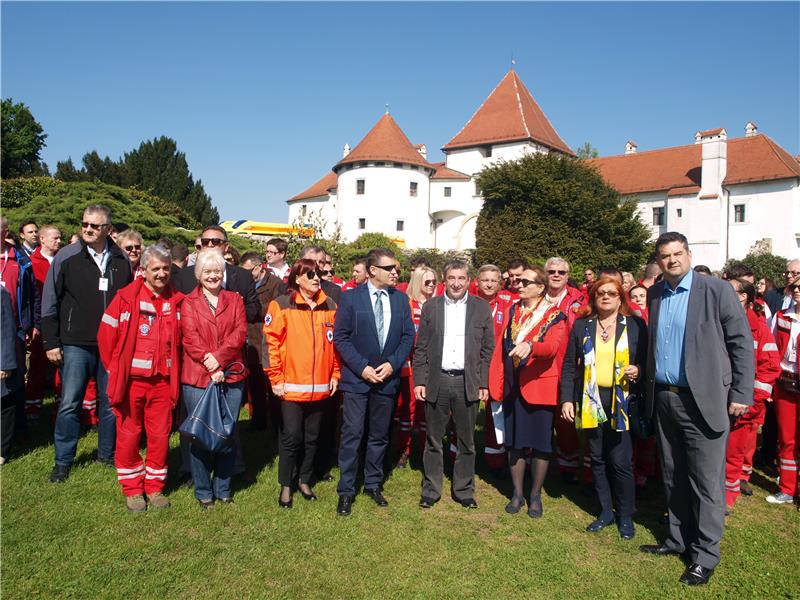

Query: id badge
[98,277,109,292]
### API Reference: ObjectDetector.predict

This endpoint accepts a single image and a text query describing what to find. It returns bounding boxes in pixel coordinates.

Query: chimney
[416,144,427,160]
[625,141,638,154]
[745,121,758,137]
[698,128,728,199]
[342,143,350,158]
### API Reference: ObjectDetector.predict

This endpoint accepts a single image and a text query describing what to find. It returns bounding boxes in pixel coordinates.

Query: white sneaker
[766,492,794,504]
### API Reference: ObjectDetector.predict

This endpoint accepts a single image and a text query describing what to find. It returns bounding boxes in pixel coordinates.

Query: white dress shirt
[87,241,110,274]
[441,292,468,371]
[367,280,391,346]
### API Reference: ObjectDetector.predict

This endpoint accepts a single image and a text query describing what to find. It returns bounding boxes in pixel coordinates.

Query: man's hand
[25,328,40,348]
[623,365,639,381]
[203,353,220,373]
[508,341,531,361]
[414,385,426,401]
[361,365,380,384]
[46,348,63,365]
[728,402,748,418]
[561,402,576,423]
[210,371,225,384]
[478,388,489,402]
[329,378,339,395]
[272,383,285,398]
[374,362,394,381]
[0,370,11,380]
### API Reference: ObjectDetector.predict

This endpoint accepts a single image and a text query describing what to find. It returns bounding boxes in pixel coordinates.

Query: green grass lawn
[2,403,798,599]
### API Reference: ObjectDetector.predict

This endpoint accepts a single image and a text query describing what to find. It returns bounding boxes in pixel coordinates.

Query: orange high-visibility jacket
[263,290,341,402]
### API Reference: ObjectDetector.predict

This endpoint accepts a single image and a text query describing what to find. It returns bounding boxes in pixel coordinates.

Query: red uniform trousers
[633,436,658,487]
[113,376,173,496]
[395,374,426,456]
[774,385,800,497]
[726,400,766,505]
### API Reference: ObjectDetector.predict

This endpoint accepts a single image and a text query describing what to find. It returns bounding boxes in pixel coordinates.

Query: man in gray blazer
[413,260,495,509]
[641,232,754,586]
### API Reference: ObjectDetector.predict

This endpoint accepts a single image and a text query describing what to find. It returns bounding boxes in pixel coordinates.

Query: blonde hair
[194,248,226,280]
[407,267,436,302]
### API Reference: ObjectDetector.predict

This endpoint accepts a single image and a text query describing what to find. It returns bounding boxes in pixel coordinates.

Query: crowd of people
[1,205,799,587]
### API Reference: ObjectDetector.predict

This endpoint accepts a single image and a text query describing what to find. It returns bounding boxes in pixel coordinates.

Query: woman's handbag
[179,363,245,453]
[628,393,654,440]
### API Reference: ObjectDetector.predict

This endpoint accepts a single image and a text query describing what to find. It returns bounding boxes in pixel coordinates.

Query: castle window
[358,218,366,230]
[652,207,665,226]
[444,187,452,197]
[676,208,682,218]
[734,204,746,223]
[396,220,404,232]
[356,179,365,195]
[410,182,418,197]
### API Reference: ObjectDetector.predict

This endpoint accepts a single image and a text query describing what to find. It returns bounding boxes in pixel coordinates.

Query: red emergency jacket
[180,287,248,387]
[748,308,781,403]
[483,293,513,402]
[97,278,183,407]
[774,309,800,374]
[551,285,584,329]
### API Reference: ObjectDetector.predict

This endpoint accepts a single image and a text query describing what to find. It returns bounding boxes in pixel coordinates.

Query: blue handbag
[179,363,244,453]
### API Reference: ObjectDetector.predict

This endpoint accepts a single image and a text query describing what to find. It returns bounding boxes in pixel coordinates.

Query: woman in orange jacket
[264,259,340,508]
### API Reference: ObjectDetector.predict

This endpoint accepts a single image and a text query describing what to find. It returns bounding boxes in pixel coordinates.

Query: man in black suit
[641,232,754,586]
[413,260,495,509]
[298,245,341,304]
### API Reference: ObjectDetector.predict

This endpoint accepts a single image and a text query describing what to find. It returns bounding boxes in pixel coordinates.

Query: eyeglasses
[424,279,435,286]
[596,290,620,298]
[785,270,800,277]
[789,284,800,292]
[374,264,399,273]
[123,244,142,252]
[547,269,567,276]
[266,249,282,255]
[200,238,225,247]
[82,221,108,230]
[304,270,320,280]
[519,279,542,287]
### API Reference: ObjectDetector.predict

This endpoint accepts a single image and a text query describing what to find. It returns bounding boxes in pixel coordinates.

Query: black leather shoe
[586,514,615,532]
[278,495,293,509]
[318,472,335,483]
[740,480,753,496]
[364,488,388,507]
[300,489,317,501]
[419,496,438,509]
[337,495,353,516]
[95,456,115,468]
[49,464,71,483]
[640,543,683,556]
[679,563,714,586]
[458,498,478,509]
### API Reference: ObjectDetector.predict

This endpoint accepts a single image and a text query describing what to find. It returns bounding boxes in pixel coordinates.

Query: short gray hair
[140,244,171,269]
[83,204,112,224]
[194,248,226,279]
[477,264,501,277]
[443,259,469,277]
[545,257,570,272]
[116,229,143,246]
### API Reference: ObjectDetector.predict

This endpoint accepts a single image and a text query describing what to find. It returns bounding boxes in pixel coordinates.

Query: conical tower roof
[444,70,574,155]
[335,113,432,171]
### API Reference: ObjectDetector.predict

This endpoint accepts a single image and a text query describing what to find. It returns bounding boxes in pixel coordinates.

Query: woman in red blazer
[499,266,568,518]
[180,249,248,508]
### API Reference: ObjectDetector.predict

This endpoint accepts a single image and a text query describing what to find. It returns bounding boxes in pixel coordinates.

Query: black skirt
[503,392,554,454]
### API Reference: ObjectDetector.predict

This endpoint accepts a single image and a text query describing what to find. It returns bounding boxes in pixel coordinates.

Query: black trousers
[586,387,635,519]
[655,387,727,570]
[1,390,17,458]
[422,373,478,501]
[278,399,324,486]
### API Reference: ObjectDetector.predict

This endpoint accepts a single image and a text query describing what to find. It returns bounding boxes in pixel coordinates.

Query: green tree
[723,251,788,286]
[1,98,48,179]
[576,141,599,159]
[475,153,651,273]
[55,158,84,181]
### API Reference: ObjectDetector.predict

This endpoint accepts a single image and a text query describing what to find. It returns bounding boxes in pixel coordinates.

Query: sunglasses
[547,269,567,276]
[374,264,399,273]
[82,221,108,230]
[304,270,321,280]
[123,244,142,252]
[519,278,543,287]
[789,284,800,292]
[201,238,225,247]
[424,279,435,286]
[317,269,332,277]
[596,290,620,298]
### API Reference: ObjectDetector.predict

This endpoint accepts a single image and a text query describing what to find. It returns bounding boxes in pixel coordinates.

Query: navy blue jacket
[1,286,23,397]
[333,283,415,395]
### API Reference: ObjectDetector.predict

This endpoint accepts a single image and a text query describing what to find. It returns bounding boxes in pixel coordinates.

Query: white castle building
[287,70,799,269]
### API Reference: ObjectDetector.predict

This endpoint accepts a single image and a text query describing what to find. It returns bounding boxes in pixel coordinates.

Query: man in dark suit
[298,244,341,304]
[764,259,799,316]
[333,248,415,516]
[641,232,754,586]
[413,260,495,509]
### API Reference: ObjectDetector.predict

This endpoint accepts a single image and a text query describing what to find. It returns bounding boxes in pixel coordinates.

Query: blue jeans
[182,382,244,501]
[54,345,115,466]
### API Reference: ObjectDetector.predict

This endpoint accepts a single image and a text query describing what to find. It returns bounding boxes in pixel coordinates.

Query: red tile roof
[589,134,800,196]
[335,113,433,170]
[288,171,338,202]
[443,69,574,155]
[698,127,725,137]
[430,162,471,180]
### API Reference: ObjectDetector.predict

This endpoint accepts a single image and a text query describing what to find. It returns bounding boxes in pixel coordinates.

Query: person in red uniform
[97,245,183,512]
[394,266,437,466]
[724,279,781,509]
[504,259,526,299]
[544,257,586,482]
[767,275,800,505]
[342,258,368,293]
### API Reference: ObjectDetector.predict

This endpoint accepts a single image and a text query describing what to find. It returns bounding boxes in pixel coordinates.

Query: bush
[723,252,788,286]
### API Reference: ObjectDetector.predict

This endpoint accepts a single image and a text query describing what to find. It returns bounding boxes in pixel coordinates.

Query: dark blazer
[560,314,648,405]
[412,295,495,404]
[1,286,22,397]
[321,279,341,305]
[764,287,787,316]
[248,271,286,365]
[333,283,415,395]
[645,273,754,432]
[172,263,262,324]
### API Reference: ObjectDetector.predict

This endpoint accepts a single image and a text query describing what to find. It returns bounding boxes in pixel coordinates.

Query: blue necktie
[374,291,385,349]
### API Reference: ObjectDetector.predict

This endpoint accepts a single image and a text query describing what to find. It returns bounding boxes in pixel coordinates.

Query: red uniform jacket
[180,287,249,387]
[97,279,183,407]
[484,293,513,402]
[29,247,52,294]
[748,308,781,403]
[774,309,800,374]
[551,285,584,329]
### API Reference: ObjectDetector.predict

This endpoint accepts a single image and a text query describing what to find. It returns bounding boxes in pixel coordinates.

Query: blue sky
[3,2,798,222]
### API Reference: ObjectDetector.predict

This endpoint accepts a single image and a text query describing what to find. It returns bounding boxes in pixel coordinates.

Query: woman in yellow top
[559,277,647,540]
